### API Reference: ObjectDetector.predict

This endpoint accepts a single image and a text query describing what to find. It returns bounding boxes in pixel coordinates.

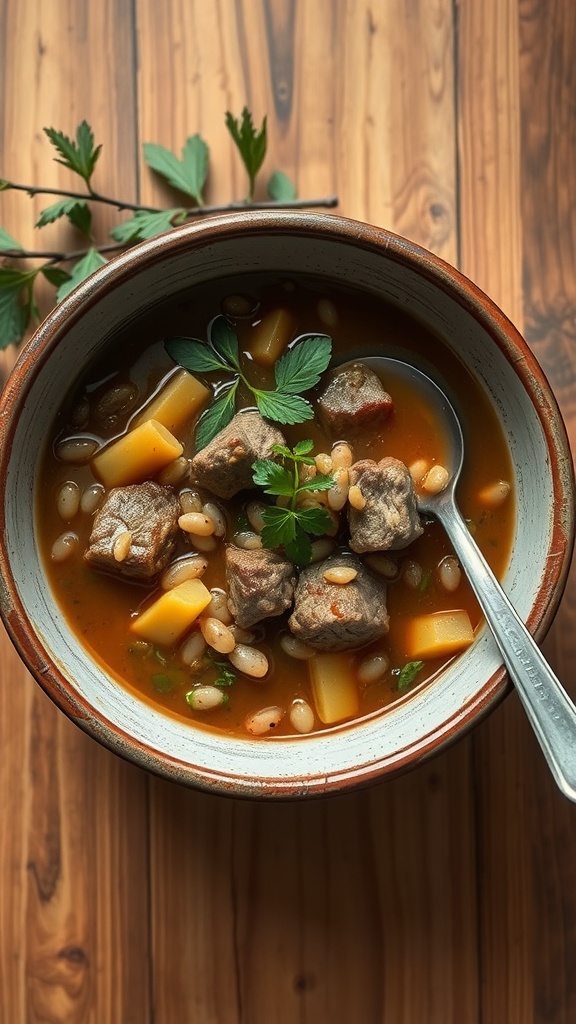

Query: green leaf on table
[0,180,12,192]
[275,335,332,394]
[0,268,34,287]
[0,226,23,252]
[0,270,36,348]
[36,199,92,236]
[40,265,72,287]
[44,121,102,185]
[56,248,108,302]
[111,208,186,243]
[143,134,209,205]
[225,107,267,200]
[267,170,297,202]
[194,381,238,450]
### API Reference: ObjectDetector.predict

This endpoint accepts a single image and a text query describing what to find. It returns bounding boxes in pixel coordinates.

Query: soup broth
[37,275,515,738]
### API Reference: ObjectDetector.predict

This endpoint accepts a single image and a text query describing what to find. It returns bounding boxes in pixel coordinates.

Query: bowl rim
[0,210,573,797]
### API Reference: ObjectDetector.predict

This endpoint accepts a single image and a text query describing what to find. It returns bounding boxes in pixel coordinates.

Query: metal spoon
[362,356,576,802]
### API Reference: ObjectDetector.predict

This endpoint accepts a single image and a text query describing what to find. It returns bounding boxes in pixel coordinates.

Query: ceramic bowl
[0,212,573,797]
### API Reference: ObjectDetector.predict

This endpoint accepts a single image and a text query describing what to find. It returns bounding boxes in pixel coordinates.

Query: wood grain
[0,3,150,1022]
[1,0,576,1020]
[459,1,576,1022]
[136,3,479,1023]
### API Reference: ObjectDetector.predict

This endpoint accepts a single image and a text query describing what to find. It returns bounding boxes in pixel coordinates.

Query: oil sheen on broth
[37,276,515,739]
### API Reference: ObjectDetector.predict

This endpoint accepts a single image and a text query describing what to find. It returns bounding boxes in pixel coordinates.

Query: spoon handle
[436,501,576,802]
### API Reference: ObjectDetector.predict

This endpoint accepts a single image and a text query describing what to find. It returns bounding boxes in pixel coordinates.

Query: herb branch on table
[0,108,338,349]
[252,440,335,565]
[165,318,332,449]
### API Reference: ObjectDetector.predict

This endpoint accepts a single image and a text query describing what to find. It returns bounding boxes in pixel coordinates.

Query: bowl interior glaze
[0,212,573,797]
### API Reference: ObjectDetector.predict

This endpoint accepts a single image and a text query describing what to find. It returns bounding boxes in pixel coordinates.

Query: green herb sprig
[0,109,337,349]
[166,318,332,449]
[252,440,335,565]
[396,660,425,690]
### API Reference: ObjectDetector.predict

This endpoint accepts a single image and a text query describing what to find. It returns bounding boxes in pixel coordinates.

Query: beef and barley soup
[37,276,514,738]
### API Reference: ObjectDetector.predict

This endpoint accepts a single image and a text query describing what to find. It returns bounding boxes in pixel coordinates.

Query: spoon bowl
[364,355,576,802]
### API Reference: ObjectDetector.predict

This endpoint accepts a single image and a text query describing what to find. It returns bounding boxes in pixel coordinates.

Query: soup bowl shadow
[0,211,573,798]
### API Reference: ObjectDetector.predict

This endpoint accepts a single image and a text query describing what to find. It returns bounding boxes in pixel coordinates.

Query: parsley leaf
[296,505,333,535]
[151,672,176,693]
[209,316,240,369]
[194,381,239,450]
[253,388,314,425]
[285,527,313,566]
[143,134,209,205]
[225,108,267,201]
[111,208,186,243]
[252,460,294,496]
[397,661,425,691]
[165,335,229,374]
[44,121,102,187]
[165,320,333,448]
[293,439,314,457]
[275,335,332,394]
[212,660,236,688]
[56,248,108,302]
[267,170,297,202]
[252,442,334,565]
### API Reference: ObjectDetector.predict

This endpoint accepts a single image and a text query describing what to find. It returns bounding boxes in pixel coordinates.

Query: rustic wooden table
[1,2,575,1021]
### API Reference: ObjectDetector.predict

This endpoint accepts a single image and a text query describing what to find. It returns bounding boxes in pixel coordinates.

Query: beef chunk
[348,457,423,552]
[225,546,296,629]
[191,411,286,499]
[84,481,180,580]
[317,362,393,436]
[288,552,389,652]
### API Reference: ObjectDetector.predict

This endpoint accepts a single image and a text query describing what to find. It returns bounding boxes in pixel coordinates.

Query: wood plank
[138,2,478,1021]
[0,3,151,1022]
[517,1,576,1020]
[459,0,576,1021]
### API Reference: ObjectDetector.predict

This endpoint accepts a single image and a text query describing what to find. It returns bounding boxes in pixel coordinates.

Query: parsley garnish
[211,658,237,688]
[252,440,334,565]
[396,661,425,691]
[165,318,332,448]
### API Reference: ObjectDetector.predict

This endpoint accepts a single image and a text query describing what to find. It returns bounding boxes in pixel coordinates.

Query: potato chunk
[132,368,210,432]
[130,579,212,645]
[308,653,359,724]
[248,308,296,366]
[92,419,183,488]
[405,609,474,660]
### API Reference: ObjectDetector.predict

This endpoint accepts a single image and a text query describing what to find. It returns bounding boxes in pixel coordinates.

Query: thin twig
[0,194,340,264]
[4,181,160,213]
[3,182,339,218]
